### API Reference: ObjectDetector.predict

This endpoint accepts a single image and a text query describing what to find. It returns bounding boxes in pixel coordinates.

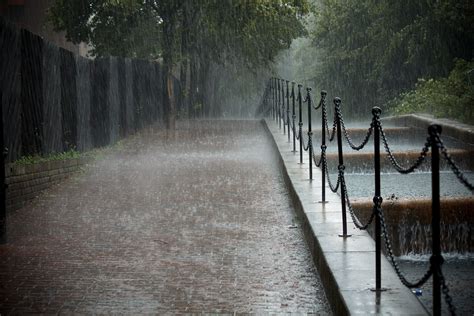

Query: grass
[13,150,82,166]
[12,139,126,166]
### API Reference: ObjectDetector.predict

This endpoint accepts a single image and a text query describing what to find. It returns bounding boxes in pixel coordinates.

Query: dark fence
[0,17,180,244]
[262,77,474,316]
[0,17,174,162]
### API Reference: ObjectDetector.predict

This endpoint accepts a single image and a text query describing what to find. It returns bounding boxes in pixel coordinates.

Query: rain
[0,0,473,314]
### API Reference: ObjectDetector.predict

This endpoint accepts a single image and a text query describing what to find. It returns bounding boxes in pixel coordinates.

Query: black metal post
[274,78,277,121]
[429,124,442,316]
[291,82,296,153]
[286,81,290,143]
[335,98,350,237]
[298,85,303,164]
[282,80,286,135]
[278,79,281,129]
[320,90,327,203]
[268,83,271,118]
[307,88,313,180]
[265,82,268,117]
[373,107,382,290]
[0,91,6,244]
[274,78,277,122]
[270,78,274,120]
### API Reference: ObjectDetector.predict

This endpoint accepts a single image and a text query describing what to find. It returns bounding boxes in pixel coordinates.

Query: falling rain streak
[0,0,473,314]
[0,121,331,314]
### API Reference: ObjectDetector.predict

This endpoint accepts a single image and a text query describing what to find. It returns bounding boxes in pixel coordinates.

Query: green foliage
[388,59,474,125]
[49,0,309,67]
[14,150,82,166]
[291,0,474,118]
[49,0,310,119]
[13,139,128,166]
[48,0,162,58]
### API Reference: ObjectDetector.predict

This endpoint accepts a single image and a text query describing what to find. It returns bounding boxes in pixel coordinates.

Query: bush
[388,59,474,125]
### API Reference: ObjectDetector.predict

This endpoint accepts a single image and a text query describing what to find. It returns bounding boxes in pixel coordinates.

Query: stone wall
[5,158,91,211]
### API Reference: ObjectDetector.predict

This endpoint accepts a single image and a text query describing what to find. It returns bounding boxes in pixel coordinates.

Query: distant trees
[49,0,309,126]
[292,0,474,119]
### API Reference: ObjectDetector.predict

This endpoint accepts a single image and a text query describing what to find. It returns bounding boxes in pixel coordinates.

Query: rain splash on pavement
[0,120,331,314]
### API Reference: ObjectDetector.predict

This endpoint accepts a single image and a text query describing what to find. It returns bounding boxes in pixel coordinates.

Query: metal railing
[265,77,474,316]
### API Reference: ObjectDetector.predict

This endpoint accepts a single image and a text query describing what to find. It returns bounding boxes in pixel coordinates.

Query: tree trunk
[166,71,176,130]
[189,55,198,118]
[199,58,210,117]
[180,1,190,118]
[179,58,189,118]
[162,15,176,129]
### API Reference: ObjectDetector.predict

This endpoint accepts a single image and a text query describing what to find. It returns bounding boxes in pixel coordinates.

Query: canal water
[325,124,474,314]
[398,254,474,315]
[343,171,474,198]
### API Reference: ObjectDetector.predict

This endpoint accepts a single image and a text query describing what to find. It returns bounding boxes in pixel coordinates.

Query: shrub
[388,59,474,125]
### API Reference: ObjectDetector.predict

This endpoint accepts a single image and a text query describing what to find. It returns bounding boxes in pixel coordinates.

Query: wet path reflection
[0,120,331,314]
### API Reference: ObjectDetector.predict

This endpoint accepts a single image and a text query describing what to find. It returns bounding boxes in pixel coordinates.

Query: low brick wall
[5,157,92,211]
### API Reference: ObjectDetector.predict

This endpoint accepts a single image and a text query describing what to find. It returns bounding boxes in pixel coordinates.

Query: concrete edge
[261,119,429,315]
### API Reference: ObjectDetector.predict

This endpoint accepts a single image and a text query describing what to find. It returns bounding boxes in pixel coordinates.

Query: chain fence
[264,77,474,316]
[322,152,340,193]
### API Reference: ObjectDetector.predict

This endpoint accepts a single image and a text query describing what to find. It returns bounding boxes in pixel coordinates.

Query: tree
[388,59,474,125]
[288,0,474,118]
[49,0,309,126]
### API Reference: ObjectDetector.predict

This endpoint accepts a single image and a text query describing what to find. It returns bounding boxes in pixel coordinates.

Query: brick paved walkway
[0,120,331,314]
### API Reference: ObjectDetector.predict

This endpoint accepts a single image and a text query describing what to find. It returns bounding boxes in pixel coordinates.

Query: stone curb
[262,119,429,315]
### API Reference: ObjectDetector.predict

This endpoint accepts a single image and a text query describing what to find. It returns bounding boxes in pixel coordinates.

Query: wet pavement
[0,120,331,314]
[266,119,429,315]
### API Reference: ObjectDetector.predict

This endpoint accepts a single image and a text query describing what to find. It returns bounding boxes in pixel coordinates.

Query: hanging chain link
[303,131,312,151]
[296,122,303,141]
[313,145,325,167]
[322,153,340,192]
[313,152,323,167]
[314,93,322,110]
[378,119,430,174]
[377,204,433,288]
[323,104,337,142]
[313,153,323,168]
[434,134,474,192]
[439,270,457,315]
[340,175,376,230]
[339,115,374,150]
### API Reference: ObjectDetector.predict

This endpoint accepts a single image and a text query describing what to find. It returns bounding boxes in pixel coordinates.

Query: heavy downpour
[0,1,472,315]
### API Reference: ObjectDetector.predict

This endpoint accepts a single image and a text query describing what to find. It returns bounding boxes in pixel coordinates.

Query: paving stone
[0,120,331,314]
